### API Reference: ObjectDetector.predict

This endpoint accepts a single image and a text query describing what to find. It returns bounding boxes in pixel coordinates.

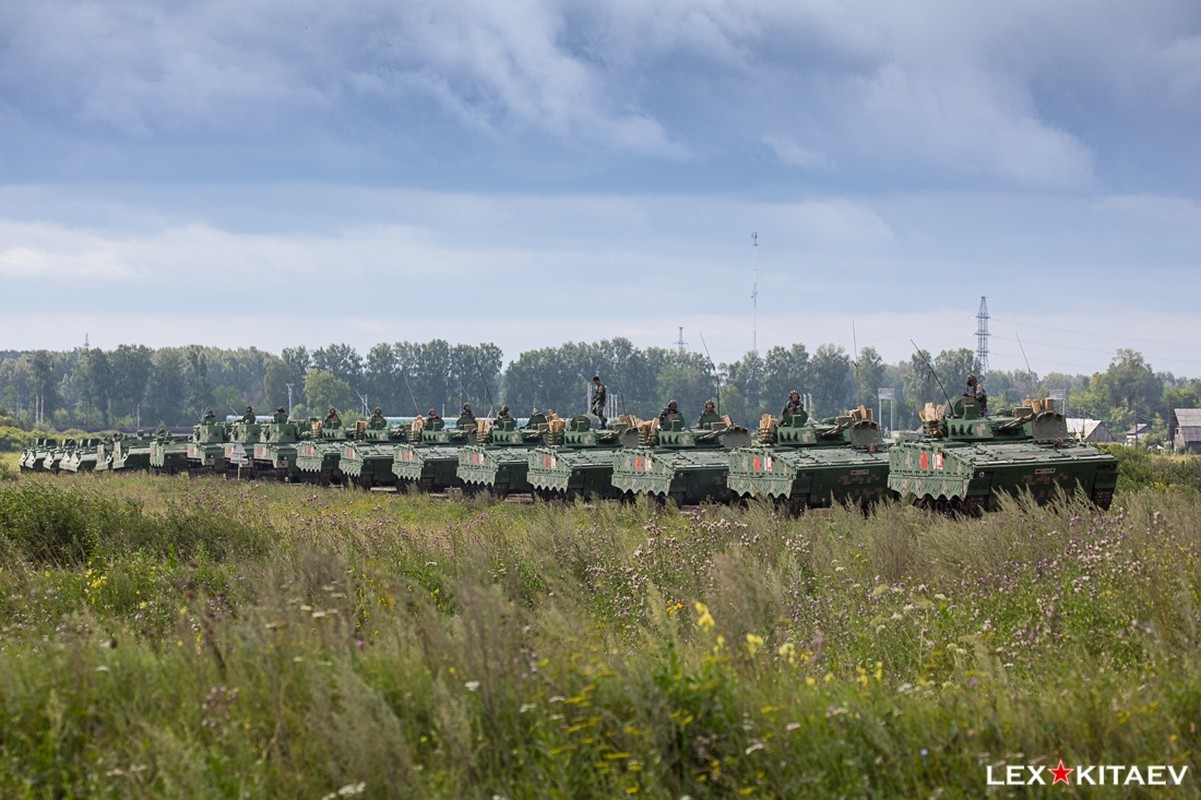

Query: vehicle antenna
[910,340,953,410]
[1015,333,1038,398]
[698,331,722,414]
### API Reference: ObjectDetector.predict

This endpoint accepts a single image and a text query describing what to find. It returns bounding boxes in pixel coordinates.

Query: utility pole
[286,383,294,415]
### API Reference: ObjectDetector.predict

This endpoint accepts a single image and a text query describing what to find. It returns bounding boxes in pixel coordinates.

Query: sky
[2,0,1200,378]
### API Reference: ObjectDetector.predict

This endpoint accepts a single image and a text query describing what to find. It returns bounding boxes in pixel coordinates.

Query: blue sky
[2,0,1200,377]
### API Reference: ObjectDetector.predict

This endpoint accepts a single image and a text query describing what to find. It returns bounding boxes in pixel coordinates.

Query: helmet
[967,374,977,386]
[276,407,285,413]
[374,407,382,414]
[500,405,509,413]
[328,406,337,413]
[428,408,436,416]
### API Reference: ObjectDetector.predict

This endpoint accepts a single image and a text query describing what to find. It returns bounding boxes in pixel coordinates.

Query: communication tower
[975,297,990,372]
[675,326,687,356]
[751,232,759,356]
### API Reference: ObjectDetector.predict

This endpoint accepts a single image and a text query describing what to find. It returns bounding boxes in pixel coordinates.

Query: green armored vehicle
[22,438,59,472]
[527,413,641,499]
[888,397,1118,513]
[59,438,103,473]
[251,414,304,481]
[295,418,350,485]
[149,430,190,475]
[610,411,752,505]
[186,416,230,475]
[109,432,154,472]
[727,405,891,512]
[221,418,262,478]
[392,412,477,492]
[92,438,116,473]
[341,421,408,490]
[457,412,550,497]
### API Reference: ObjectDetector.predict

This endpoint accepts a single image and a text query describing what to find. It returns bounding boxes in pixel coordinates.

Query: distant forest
[1,340,1197,447]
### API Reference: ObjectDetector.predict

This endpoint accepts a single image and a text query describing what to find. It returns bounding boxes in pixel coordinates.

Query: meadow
[0,455,1198,798]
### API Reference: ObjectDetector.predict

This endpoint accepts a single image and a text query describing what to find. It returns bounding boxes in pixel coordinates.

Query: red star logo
[1050,759,1073,785]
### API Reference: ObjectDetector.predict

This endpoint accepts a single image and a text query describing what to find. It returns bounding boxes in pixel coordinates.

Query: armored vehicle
[727,405,891,512]
[392,414,477,492]
[341,422,408,490]
[221,419,262,479]
[251,418,303,481]
[457,416,550,497]
[92,438,116,473]
[888,397,1118,513]
[61,438,103,473]
[527,413,641,499]
[295,420,350,485]
[186,418,231,475]
[610,414,751,505]
[21,438,59,472]
[110,432,154,472]
[149,432,190,475]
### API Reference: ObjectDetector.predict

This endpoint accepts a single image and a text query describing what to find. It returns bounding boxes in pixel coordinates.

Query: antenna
[1015,333,1037,398]
[675,326,687,356]
[751,232,759,356]
[698,332,722,413]
[975,296,990,372]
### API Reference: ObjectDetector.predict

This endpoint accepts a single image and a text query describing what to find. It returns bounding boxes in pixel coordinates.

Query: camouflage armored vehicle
[110,432,154,472]
[391,413,477,492]
[610,413,751,505]
[186,417,231,475]
[21,438,59,472]
[149,431,191,475]
[527,413,641,499]
[888,396,1118,513]
[251,417,304,481]
[341,422,409,490]
[457,415,550,497]
[727,405,891,512]
[93,438,116,473]
[295,420,350,485]
[221,419,263,479]
[60,438,103,473]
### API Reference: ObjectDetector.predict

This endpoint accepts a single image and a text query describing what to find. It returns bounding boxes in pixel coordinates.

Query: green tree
[810,344,853,417]
[853,346,886,408]
[109,344,154,425]
[304,369,353,415]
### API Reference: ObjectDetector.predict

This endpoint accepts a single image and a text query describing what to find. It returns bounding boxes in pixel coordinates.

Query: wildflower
[745,633,764,656]
[694,602,715,632]
[465,681,480,692]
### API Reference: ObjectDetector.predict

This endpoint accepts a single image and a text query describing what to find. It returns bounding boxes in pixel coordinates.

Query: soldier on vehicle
[458,403,477,427]
[697,399,722,429]
[781,391,805,419]
[368,407,387,429]
[496,404,513,424]
[526,407,548,428]
[591,376,608,426]
[241,406,256,424]
[273,406,288,423]
[965,374,988,415]
[426,408,442,425]
[658,400,683,426]
[202,409,215,422]
[324,406,342,428]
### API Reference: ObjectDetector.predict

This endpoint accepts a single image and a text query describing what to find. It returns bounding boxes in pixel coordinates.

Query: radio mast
[975,296,990,372]
[751,232,759,356]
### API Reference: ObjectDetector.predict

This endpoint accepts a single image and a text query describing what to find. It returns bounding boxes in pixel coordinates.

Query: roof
[1175,408,1201,427]
[1178,426,1201,443]
[1065,418,1115,442]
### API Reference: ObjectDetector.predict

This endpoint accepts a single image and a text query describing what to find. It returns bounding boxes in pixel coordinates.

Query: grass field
[0,467,1198,798]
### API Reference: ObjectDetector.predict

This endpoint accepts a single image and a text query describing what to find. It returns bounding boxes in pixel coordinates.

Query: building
[1124,423,1151,447]
[1172,409,1201,453]
[1065,418,1115,443]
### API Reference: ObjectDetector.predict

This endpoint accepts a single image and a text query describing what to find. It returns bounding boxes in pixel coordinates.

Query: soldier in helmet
[202,409,215,422]
[495,404,513,424]
[426,408,442,426]
[658,400,683,426]
[965,374,988,415]
[273,406,288,423]
[241,405,256,424]
[324,406,342,428]
[458,403,477,428]
[697,399,722,429]
[591,376,608,426]
[781,390,805,419]
[368,407,387,429]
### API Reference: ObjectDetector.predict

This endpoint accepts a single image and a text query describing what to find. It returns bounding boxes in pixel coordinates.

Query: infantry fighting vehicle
[221,419,263,479]
[295,420,350,485]
[391,414,477,492]
[61,438,103,473]
[727,405,891,512]
[21,438,59,472]
[527,413,641,499]
[341,422,408,490]
[457,416,550,497]
[149,431,190,474]
[186,417,230,475]
[109,432,154,472]
[610,413,751,505]
[888,396,1118,513]
[251,417,303,481]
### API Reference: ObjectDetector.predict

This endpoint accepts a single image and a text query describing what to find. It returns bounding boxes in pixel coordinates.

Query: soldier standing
[591,376,608,426]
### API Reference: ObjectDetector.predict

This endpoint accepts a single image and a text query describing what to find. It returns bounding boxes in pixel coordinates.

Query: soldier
[697,399,722,429]
[526,407,548,428]
[368,407,387,429]
[426,408,442,426]
[658,400,683,426]
[202,409,215,422]
[591,376,608,426]
[458,403,477,427]
[781,391,805,420]
[273,406,288,424]
[241,405,256,424]
[495,404,513,424]
[966,374,988,415]
[325,406,342,428]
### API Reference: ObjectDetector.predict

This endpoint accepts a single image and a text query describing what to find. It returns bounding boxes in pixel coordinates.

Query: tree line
[1,341,1197,446]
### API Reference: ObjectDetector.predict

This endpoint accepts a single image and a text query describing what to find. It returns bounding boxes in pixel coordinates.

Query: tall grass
[1,474,1198,797]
